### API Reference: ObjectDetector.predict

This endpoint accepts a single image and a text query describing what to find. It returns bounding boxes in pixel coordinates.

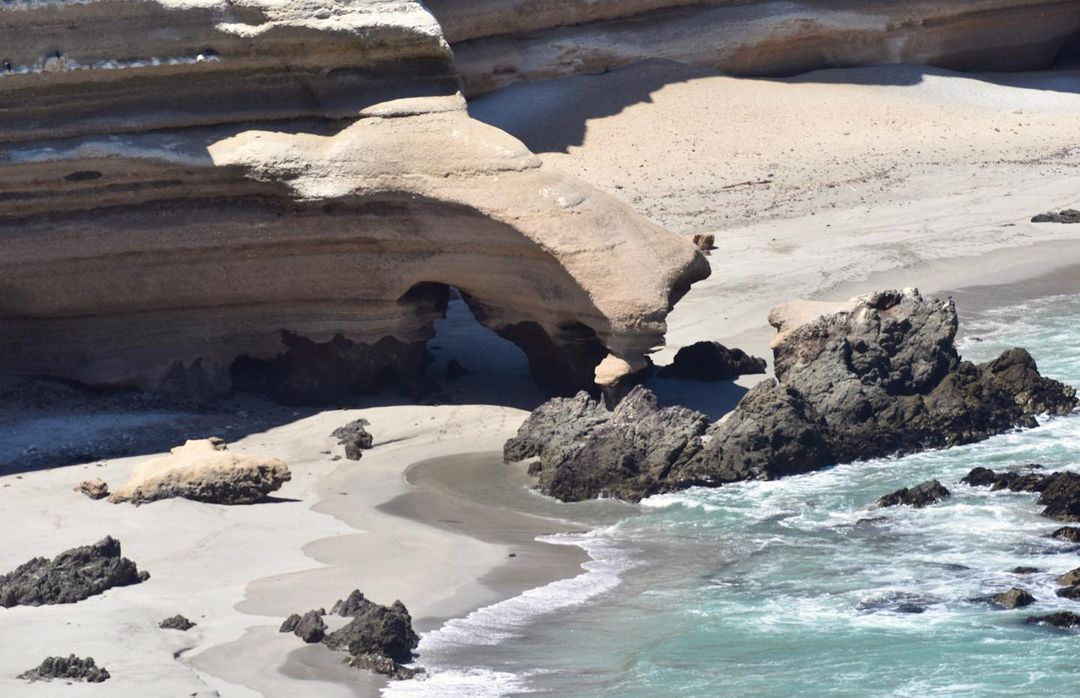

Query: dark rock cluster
[877,480,951,508]
[508,290,1076,502]
[962,467,1080,522]
[332,419,374,461]
[280,590,420,679]
[159,614,197,631]
[658,341,767,382]
[1031,210,1080,224]
[0,536,149,607]
[19,655,110,683]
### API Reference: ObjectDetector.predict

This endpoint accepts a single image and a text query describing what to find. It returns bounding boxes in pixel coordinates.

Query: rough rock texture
[877,480,951,509]
[1057,567,1080,586]
[284,591,420,679]
[159,614,197,631]
[108,438,290,505]
[75,478,110,500]
[990,588,1035,609]
[19,655,110,683]
[323,597,419,666]
[427,0,1080,95]
[0,0,708,404]
[1025,612,1080,629]
[962,468,1080,522]
[332,420,374,461]
[510,290,1076,502]
[1051,527,1080,543]
[0,537,148,607]
[658,342,767,382]
[1032,210,1080,224]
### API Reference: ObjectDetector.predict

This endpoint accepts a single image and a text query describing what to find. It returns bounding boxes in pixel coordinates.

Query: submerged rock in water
[877,480,951,509]
[658,341,767,382]
[108,438,290,505]
[1012,566,1040,575]
[509,289,1077,502]
[19,655,110,683]
[332,420,374,461]
[989,588,1035,609]
[1025,612,1080,629]
[1051,527,1080,543]
[962,468,1080,522]
[159,614,196,631]
[1031,210,1080,224]
[0,536,149,607]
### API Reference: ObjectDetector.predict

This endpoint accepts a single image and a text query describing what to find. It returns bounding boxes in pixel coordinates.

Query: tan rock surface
[109,438,291,505]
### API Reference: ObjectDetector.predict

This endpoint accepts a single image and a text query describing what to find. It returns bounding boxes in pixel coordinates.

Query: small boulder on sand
[75,478,109,500]
[19,655,109,683]
[108,438,290,505]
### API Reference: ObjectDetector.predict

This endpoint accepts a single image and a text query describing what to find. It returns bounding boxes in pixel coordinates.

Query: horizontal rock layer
[0,0,708,402]
[425,0,1080,95]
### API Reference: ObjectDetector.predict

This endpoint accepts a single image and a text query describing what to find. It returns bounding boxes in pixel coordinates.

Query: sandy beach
[3,61,1080,696]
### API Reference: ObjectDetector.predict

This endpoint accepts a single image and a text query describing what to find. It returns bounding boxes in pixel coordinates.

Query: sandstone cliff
[0,0,709,402]
[424,0,1080,95]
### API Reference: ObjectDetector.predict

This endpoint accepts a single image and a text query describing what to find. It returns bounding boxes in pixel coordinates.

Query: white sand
[5,61,1080,697]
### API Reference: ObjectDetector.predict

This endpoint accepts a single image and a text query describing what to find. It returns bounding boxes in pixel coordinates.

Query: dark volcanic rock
[159,614,196,631]
[279,613,302,633]
[75,478,109,500]
[877,480,951,508]
[0,536,149,607]
[1032,210,1080,224]
[1051,526,1080,543]
[324,596,419,666]
[331,589,370,617]
[348,653,424,680]
[658,341,767,382]
[507,289,1076,502]
[990,588,1035,609]
[332,419,374,461]
[962,468,1080,522]
[1026,612,1080,629]
[294,610,327,643]
[1011,566,1040,575]
[1055,585,1080,601]
[19,655,109,683]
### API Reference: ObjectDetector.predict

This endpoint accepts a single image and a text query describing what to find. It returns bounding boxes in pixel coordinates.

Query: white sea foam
[383,529,636,697]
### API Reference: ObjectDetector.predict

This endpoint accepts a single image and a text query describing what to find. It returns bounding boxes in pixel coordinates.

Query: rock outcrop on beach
[19,655,110,683]
[159,614,197,631]
[426,0,1080,95]
[509,289,1077,502]
[877,480,952,509]
[281,590,420,679]
[75,478,110,500]
[658,342,767,382]
[0,537,148,607]
[108,438,290,505]
[332,420,374,461]
[1032,210,1080,224]
[0,0,707,405]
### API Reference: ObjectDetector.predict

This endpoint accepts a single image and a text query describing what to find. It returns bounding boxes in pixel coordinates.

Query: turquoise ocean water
[388,293,1080,697]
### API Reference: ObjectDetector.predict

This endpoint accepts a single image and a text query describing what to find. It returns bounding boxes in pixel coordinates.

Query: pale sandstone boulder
[109,438,290,505]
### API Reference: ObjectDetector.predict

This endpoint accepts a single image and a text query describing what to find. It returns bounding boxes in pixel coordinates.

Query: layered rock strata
[427,0,1080,95]
[0,0,708,403]
[507,289,1077,502]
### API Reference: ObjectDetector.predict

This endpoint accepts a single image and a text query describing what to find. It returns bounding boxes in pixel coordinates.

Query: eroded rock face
[19,655,110,683]
[0,0,708,404]
[427,0,1080,95]
[509,290,1076,502]
[0,537,148,607]
[108,438,290,505]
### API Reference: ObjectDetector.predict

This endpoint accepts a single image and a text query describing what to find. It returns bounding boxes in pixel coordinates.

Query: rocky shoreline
[508,289,1076,502]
